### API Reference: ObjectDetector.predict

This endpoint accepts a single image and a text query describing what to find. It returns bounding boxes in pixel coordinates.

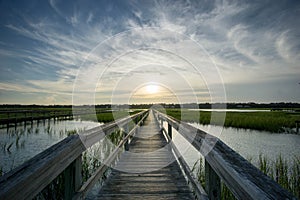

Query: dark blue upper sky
[0,0,299,104]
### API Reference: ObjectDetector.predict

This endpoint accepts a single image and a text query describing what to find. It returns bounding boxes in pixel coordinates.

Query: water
[170,122,300,169]
[0,119,100,174]
[2,118,299,183]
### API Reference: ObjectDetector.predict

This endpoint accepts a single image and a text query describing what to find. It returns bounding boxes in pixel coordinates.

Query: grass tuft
[193,155,300,199]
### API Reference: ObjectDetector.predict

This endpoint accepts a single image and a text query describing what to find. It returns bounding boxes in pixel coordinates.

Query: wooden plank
[205,159,220,200]
[64,155,82,200]
[155,110,297,200]
[0,111,148,200]
[0,134,85,200]
[90,194,194,200]
[168,123,172,139]
[160,125,208,200]
[74,111,149,199]
[97,111,195,200]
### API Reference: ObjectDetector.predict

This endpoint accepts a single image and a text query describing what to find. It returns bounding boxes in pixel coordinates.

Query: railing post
[168,123,172,139]
[205,159,221,200]
[124,124,129,151]
[64,155,82,200]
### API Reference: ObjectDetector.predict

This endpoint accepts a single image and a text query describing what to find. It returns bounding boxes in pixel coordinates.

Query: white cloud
[276,30,300,63]
[1,0,300,104]
[69,9,79,26]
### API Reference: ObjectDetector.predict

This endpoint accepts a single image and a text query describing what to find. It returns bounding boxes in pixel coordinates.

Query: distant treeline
[175,102,300,109]
[0,102,299,110]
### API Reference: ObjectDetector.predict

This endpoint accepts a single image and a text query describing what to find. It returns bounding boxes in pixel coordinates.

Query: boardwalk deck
[95,111,195,200]
[1,109,296,200]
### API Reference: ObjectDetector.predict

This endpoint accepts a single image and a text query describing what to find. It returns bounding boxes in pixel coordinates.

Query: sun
[146,84,158,94]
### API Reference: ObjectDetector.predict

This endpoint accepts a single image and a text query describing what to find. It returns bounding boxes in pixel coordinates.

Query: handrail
[153,110,296,200]
[158,123,209,200]
[0,110,74,125]
[0,110,148,200]
[0,109,134,125]
[74,111,149,199]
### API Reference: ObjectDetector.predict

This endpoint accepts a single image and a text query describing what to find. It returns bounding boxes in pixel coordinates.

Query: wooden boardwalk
[1,110,296,200]
[95,111,194,199]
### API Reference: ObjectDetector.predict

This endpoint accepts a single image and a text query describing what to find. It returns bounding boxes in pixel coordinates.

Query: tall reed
[193,155,300,199]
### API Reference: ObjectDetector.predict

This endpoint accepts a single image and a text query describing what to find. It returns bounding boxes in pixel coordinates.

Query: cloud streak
[0,0,299,104]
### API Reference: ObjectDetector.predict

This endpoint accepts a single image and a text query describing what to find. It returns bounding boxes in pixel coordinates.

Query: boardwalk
[0,110,295,200]
[95,111,194,199]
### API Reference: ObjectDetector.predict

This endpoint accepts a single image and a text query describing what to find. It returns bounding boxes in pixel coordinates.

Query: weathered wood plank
[159,124,208,200]
[74,111,149,199]
[205,159,220,200]
[0,111,148,200]
[154,110,297,200]
[97,111,195,200]
[90,194,194,200]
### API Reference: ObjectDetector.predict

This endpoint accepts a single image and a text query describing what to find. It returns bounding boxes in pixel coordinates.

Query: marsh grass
[0,107,140,124]
[192,155,300,199]
[66,129,77,136]
[35,128,39,134]
[5,110,142,198]
[166,109,300,133]
[34,127,126,199]
[79,110,143,123]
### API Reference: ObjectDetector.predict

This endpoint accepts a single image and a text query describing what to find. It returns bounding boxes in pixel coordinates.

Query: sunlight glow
[146,84,159,94]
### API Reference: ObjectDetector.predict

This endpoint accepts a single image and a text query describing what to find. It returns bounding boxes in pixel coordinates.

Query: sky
[0,0,299,105]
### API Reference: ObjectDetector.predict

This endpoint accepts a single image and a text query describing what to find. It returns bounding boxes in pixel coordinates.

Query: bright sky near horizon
[0,0,299,105]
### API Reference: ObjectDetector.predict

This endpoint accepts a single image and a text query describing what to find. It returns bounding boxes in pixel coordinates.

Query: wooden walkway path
[95,111,194,199]
[1,109,296,200]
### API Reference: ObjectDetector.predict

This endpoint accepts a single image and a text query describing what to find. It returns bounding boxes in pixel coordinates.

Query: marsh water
[172,122,300,169]
[0,119,100,174]
[1,117,299,178]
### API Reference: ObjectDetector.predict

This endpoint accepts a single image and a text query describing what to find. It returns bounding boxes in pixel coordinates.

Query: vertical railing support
[64,155,82,200]
[205,159,221,200]
[124,124,129,151]
[168,123,172,139]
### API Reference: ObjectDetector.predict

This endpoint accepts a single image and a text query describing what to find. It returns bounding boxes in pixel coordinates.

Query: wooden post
[205,159,221,200]
[64,162,73,199]
[168,123,172,139]
[31,111,33,122]
[64,155,82,200]
[296,121,299,133]
[124,124,129,151]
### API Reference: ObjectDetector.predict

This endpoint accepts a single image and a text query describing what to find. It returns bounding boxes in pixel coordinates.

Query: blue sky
[0,0,299,104]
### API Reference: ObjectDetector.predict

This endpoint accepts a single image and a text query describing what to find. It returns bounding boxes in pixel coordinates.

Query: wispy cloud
[86,12,94,24]
[276,30,300,64]
[1,0,299,104]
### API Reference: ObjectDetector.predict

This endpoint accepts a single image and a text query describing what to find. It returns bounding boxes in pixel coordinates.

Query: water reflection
[0,119,100,174]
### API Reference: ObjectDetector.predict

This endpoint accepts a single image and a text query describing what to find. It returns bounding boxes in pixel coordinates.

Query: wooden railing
[0,110,149,200]
[0,110,74,125]
[154,114,209,200]
[154,110,297,200]
[0,109,115,125]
